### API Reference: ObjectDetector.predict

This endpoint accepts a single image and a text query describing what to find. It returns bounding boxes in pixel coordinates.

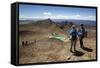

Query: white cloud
[33,14,68,19]
[42,14,68,19]
[43,12,52,15]
[75,15,81,18]
[86,16,96,20]
[67,15,81,19]
[56,15,68,19]
[88,16,96,19]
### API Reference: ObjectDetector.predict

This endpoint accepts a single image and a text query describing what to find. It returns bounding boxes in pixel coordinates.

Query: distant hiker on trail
[69,25,78,52]
[22,41,25,46]
[78,24,86,48]
[22,41,28,46]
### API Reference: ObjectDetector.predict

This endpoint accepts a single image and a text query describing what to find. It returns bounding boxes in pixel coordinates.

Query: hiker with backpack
[69,25,78,52]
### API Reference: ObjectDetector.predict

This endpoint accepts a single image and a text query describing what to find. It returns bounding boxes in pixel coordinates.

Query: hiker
[22,41,28,46]
[22,41,25,46]
[69,25,78,52]
[25,41,28,46]
[79,24,86,48]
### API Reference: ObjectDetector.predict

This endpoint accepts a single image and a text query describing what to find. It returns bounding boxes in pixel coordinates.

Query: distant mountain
[68,19,96,26]
[19,18,96,27]
[52,19,96,26]
[52,19,67,22]
[52,19,68,26]
[33,18,55,28]
[19,20,35,24]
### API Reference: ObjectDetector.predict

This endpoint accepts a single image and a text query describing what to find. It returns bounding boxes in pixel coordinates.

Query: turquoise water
[50,33,65,41]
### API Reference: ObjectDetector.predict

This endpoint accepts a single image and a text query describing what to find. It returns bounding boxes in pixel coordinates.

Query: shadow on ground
[73,50,84,57]
[81,46,93,52]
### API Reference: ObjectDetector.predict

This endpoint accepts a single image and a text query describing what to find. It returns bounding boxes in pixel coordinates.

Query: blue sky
[19,4,96,21]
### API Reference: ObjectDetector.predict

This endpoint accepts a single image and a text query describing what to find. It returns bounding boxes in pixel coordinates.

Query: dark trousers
[80,37,84,48]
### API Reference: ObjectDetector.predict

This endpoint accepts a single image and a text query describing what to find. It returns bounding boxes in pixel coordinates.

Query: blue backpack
[69,28,77,37]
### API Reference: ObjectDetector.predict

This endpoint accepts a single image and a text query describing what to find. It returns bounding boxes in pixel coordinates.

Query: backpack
[69,29,77,40]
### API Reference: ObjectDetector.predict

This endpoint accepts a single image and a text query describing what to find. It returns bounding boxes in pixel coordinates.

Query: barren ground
[19,24,96,64]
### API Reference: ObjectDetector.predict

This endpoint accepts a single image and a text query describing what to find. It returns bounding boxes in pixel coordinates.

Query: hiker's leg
[70,40,73,52]
[74,40,77,52]
[80,38,84,48]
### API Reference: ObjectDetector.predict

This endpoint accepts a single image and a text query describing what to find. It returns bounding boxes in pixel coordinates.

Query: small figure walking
[22,41,25,46]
